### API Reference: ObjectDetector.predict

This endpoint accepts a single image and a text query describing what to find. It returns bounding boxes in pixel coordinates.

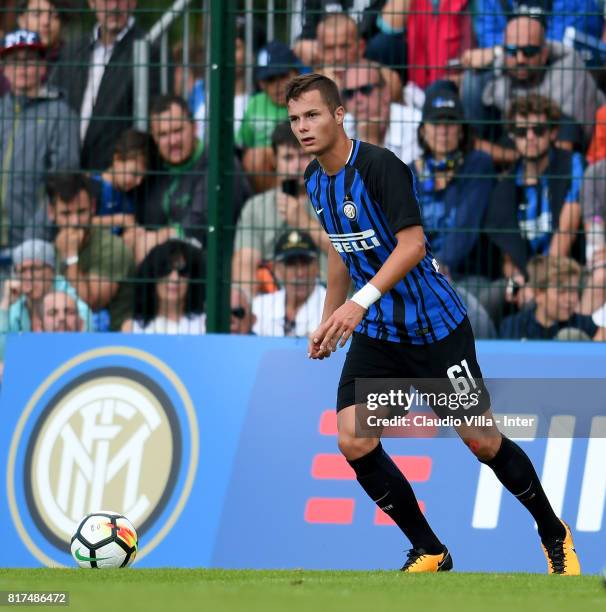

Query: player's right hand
[308,333,331,360]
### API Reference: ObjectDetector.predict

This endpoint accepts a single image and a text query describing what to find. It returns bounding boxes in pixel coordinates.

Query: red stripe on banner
[392,456,432,482]
[311,454,431,482]
[311,454,354,479]
[374,501,426,525]
[318,410,337,435]
[304,498,355,524]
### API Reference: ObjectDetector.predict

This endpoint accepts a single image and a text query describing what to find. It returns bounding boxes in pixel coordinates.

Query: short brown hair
[271,121,300,153]
[113,129,150,162]
[507,94,562,125]
[285,73,342,113]
[527,255,581,290]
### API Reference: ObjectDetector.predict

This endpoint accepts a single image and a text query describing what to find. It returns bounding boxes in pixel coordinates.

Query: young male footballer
[286,72,580,574]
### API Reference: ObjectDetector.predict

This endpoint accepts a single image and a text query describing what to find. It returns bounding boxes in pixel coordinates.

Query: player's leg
[336,334,452,572]
[438,317,580,574]
[455,414,580,574]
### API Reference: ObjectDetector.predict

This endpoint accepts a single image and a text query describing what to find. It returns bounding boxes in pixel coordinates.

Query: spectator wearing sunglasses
[341,61,421,165]
[122,239,206,335]
[230,286,256,335]
[480,11,604,145]
[486,94,584,318]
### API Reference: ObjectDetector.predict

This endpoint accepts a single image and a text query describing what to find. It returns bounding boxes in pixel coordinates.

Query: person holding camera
[231,122,330,298]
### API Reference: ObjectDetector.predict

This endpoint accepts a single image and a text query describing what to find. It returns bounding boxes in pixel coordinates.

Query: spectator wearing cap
[0,28,80,249]
[230,286,256,334]
[40,290,84,331]
[500,254,605,340]
[479,11,604,145]
[238,41,301,193]
[341,61,421,165]
[486,94,584,320]
[252,230,326,337]
[411,81,495,284]
[0,238,92,358]
[48,0,160,172]
[232,122,328,298]
[130,94,251,264]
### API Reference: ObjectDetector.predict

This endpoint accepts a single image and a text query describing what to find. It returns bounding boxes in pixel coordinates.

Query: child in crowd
[90,128,149,234]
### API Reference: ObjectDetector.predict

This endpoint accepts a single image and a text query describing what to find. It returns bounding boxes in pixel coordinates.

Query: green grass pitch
[0,569,604,612]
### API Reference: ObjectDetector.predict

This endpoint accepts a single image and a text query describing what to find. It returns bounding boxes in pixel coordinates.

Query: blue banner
[0,334,604,573]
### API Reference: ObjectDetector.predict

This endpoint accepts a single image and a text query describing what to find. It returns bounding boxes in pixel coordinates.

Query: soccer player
[285,73,580,575]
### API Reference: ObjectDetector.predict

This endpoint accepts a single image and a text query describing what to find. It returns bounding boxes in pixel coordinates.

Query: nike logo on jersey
[315,207,323,215]
[328,229,381,253]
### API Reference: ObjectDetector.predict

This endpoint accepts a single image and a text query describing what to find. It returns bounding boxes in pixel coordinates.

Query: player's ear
[334,105,345,126]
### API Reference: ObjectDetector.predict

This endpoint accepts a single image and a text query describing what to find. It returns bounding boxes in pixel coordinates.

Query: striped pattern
[305,140,466,344]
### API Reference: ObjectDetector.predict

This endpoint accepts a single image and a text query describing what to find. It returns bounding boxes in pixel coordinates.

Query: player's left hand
[312,301,366,355]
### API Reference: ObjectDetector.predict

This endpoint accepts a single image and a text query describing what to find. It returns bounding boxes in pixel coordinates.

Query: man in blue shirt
[487,94,583,289]
[286,73,579,574]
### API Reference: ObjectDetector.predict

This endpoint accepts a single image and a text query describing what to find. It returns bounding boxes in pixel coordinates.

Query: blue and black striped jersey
[304,140,467,344]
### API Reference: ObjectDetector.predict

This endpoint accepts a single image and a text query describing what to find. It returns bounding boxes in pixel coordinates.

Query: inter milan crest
[343,195,357,220]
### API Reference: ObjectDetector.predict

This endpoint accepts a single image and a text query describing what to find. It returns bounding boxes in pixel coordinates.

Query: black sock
[479,436,565,542]
[347,443,443,553]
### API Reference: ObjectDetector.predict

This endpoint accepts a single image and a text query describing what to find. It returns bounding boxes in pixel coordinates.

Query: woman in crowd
[122,239,206,335]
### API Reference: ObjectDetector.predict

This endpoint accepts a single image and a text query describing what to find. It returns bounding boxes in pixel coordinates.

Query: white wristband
[350,283,381,310]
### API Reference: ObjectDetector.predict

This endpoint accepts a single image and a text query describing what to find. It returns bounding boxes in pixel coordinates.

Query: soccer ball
[70,511,138,569]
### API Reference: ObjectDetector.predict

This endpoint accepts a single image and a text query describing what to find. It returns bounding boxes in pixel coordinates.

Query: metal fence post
[206,0,236,333]
[133,39,150,131]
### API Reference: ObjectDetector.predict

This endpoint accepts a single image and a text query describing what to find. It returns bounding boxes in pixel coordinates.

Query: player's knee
[465,435,502,461]
[337,432,377,461]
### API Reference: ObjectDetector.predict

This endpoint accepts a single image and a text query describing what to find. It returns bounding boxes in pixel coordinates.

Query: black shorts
[336,316,491,413]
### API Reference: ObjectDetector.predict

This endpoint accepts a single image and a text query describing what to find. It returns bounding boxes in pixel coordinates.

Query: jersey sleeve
[367,150,423,235]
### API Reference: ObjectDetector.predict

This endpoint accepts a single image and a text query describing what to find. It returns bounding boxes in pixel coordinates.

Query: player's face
[512,112,554,160]
[3,49,46,96]
[422,122,461,157]
[260,70,298,107]
[342,67,389,122]
[276,255,319,303]
[15,260,54,302]
[288,89,344,157]
[275,144,312,184]
[111,154,146,192]
[42,291,82,332]
[539,282,580,322]
[151,103,196,165]
[19,0,62,48]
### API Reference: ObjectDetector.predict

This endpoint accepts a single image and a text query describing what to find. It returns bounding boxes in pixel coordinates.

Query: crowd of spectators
[2,0,606,353]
